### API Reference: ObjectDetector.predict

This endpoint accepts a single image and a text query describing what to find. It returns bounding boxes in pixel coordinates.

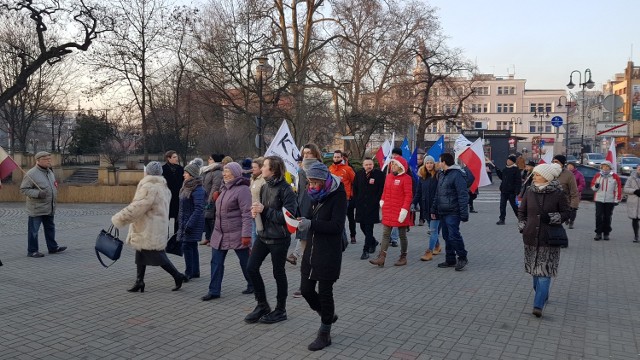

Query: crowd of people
[14,145,640,349]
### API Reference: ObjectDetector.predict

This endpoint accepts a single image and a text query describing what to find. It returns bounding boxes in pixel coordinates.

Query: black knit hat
[553,154,567,166]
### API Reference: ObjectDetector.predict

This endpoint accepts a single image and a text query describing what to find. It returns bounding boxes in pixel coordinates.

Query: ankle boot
[369,250,386,267]
[433,244,442,255]
[161,263,187,291]
[128,264,146,292]
[308,330,331,351]
[420,249,433,261]
[360,250,369,260]
[127,280,145,293]
[394,252,407,266]
[245,302,271,323]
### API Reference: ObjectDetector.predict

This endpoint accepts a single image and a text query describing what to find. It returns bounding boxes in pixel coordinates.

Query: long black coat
[162,163,184,218]
[301,183,346,282]
[353,168,385,224]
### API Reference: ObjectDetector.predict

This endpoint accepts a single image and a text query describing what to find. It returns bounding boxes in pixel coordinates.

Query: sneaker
[27,252,45,258]
[201,293,220,301]
[603,234,610,241]
[390,241,399,247]
[360,251,369,260]
[594,233,602,241]
[496,220,505,225]
[532,307,542,318]
[437,261,456,268]
[48,246,67,254]
[293,290,302,298]
[259,308,287,324]
[454,258,468,271]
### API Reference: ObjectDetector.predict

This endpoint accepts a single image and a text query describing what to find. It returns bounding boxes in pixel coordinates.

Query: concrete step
[64,168,98,184]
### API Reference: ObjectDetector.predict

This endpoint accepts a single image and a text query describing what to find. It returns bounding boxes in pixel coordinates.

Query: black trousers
[359,223,375,251]
[300,276,335,326]
[595,202,615,235]
[499,192,518,221]
[347,200,356,237]
[246,238,290,308]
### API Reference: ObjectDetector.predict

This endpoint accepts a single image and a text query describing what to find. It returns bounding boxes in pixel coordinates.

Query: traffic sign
[551,116,563,127]
[596,122,628,136]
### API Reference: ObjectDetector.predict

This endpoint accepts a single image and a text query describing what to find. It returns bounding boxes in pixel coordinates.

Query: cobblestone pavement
[2,187,640,360]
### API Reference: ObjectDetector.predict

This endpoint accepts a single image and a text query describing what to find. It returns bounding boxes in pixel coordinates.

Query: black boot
[128,264,146,293]
[245,302,271,323]
[308,330,331,351]
[260,300,287,324]
[161,263,187,291]
[360,250,369,260]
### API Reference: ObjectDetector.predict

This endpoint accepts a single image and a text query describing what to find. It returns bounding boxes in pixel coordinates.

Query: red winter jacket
[380,157,414,227]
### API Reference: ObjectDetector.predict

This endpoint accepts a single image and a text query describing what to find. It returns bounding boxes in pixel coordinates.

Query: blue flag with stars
[408,147,419,182]
[427,135,445,161]
[400,137,411,161]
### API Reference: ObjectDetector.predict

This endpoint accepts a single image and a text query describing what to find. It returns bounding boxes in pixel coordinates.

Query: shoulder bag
[534,193,568,248]
[95,225,123,268]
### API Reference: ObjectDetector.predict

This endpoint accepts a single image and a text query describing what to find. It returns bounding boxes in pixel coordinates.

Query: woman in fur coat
[517,163,569,318]
[623,166,640,242]
[111,161,188,292]
[178,163,206,280]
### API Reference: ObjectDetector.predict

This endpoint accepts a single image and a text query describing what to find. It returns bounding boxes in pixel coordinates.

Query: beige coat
[20,165,58,217]
[557,168,580,208]
[112,175,171,251]
[624,172,640,219]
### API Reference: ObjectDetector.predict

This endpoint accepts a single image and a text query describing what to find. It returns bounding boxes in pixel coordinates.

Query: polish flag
[606,138,617,173]
[282,207,299,234]
[375,139,391,170]
[458,138,492,193]
[381,132,395,171]
[539,146,554,164]
[0,146,19,180]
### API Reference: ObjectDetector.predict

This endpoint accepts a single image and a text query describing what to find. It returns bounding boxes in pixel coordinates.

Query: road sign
[596,122,628,136]
[551,116,563,127]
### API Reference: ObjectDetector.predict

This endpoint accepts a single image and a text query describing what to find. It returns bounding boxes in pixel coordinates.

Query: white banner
[264,120,301,175]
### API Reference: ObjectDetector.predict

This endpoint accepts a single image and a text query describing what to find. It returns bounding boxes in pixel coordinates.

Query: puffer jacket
[20,165,58,217]
[257,176,298,243]
[624,172,640,219]
[570,167,586,195]
[380,157,414,227]
[210,177,252,250]
[591,172,622,203]
[177,183,206,242]
[432,165,469,220]
[111,175,171,251]
[329,162,356,199]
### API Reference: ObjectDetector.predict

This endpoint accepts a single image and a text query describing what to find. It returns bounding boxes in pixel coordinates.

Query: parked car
[583,153,606,166]
[575,164,627,201]
[618,156,640,175]
[566,155,578,163]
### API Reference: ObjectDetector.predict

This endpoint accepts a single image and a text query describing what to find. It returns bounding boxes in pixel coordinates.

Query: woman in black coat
[297,162,346,351]
[162,150,184,234]
[353,157,385,259]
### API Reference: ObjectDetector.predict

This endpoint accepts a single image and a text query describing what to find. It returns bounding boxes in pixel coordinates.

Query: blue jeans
[182,242,200,277]
[428,219,441,251]
[251,220,257,246]
[208,248,252,296]
[27,215,59,253]
[246,238,290,307]
[390,227,399,242]
[533,276,551,309]
[440,215,467,264]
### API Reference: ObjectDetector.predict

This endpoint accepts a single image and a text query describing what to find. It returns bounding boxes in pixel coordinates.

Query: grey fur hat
[146,161,163,176]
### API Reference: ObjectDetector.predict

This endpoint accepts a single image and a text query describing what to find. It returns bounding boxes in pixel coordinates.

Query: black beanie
[553,155,567,165]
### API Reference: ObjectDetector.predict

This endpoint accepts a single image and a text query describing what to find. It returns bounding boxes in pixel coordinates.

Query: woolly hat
[35,151,51,160]
[211,153,225,163]
[533,163,562,181]
[306,162,330,180]
[507,154,517,163]
[423,155,435,163]
[189,158,204,167]
[224,162,243,178]
[241,158,252,169]
[391,147,403,156]
[184,163,200,177]
[601,160,613,168]
[526,161,536,167]
[146,161,163,176]
[553,154,567,166]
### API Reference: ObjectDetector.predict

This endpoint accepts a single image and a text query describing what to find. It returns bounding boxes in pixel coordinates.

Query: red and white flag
[375,139,391,169]
[0,146,19,180]
[458,138,492,193]
[539,146,554,164]
[282,207,299,234]
[606,138,617,173]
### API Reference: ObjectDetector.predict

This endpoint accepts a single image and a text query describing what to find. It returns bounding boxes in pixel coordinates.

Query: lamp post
[533,109,549,159]
[557,95,573,157]
[254,55,273,154]
[510,116,522,136]
[29,138,39,153]
[567,69,595,163]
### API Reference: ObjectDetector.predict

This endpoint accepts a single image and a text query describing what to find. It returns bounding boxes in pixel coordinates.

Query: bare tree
[0,0,111,108]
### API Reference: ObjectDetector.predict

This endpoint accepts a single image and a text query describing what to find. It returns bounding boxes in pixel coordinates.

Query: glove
[540,213,551,224]
[213,191,220,201]
[379,200,384,208]
[241,237,251,247]
[297,218,311,232]
[398,208,408,223]
[594,183,600,189]
[410,203,416,212]
[634,189,640,197]
[37,190,47,199]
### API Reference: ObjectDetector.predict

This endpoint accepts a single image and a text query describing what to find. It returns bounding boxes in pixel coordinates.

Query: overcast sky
[427,0,639,90]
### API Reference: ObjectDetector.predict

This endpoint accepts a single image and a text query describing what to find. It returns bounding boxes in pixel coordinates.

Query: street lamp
[567,69,595,163]
[510,116,522,136]
[557,95,574,157]
[29,138,39,153]
[254,55,273,154]
[534,109,549,159]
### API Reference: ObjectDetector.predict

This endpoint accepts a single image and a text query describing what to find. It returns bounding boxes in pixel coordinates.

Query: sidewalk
[1,198,640,359]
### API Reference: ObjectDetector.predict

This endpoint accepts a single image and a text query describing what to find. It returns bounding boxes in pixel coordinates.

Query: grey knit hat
[184,163,200,177]
[306,162,329,180]
[146,161,163,176]
[224,162,243,178]
[189,158,204,168]
[423,155,435,163]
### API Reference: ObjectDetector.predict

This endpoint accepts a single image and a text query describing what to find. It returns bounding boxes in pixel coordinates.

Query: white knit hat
[533,163,562,181]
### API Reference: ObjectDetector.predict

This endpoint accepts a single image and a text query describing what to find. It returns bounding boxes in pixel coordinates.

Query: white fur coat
[112,175,171,251]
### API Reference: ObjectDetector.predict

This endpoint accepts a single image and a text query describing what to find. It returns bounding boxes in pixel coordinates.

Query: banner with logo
[264,120,301,175]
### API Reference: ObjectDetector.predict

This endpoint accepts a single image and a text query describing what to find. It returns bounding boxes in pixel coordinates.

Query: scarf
[530,180,561,194]
[308,174,340,202]
[179,177,202,199]
[600,170,611,177]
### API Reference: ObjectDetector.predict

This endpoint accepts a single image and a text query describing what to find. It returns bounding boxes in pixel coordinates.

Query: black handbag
[95,225,123,268]
[534,193,569,248]
[204,201,216,219]
[165,233,183,256]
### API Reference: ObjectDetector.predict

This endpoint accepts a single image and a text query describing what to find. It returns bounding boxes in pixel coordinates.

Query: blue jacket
[177,185,206,242]
[432,165,469,220]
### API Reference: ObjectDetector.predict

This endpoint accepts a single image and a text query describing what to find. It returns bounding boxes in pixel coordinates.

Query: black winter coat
[413,172,439,218]
[258,177,298,243]
[353,169,385,224]
[296,169,314,240]
[497,166,522,194]
[432,165,469,220]
[162,163,184,218]
[301,183,346,282]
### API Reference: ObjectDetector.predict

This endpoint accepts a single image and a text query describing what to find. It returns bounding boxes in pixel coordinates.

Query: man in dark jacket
[432,153,469,271]
[162,150,184,234]
[353,157,385,259]
[496,154,522,225]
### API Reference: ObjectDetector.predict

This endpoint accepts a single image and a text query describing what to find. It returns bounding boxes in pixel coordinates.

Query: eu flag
[427,135,445,161]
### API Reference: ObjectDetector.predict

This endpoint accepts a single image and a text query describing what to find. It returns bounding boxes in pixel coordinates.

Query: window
[497,86,516,95]
[443,104,457,114]
[497,103,515,113]
[530,103,552,113]
[472,86,489,95]
[426,123,438,133]
[496,121,513,131]
[426,104,437,114]
[529,121,552,133]
[445,121,462,133]
[470,103,488,113]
